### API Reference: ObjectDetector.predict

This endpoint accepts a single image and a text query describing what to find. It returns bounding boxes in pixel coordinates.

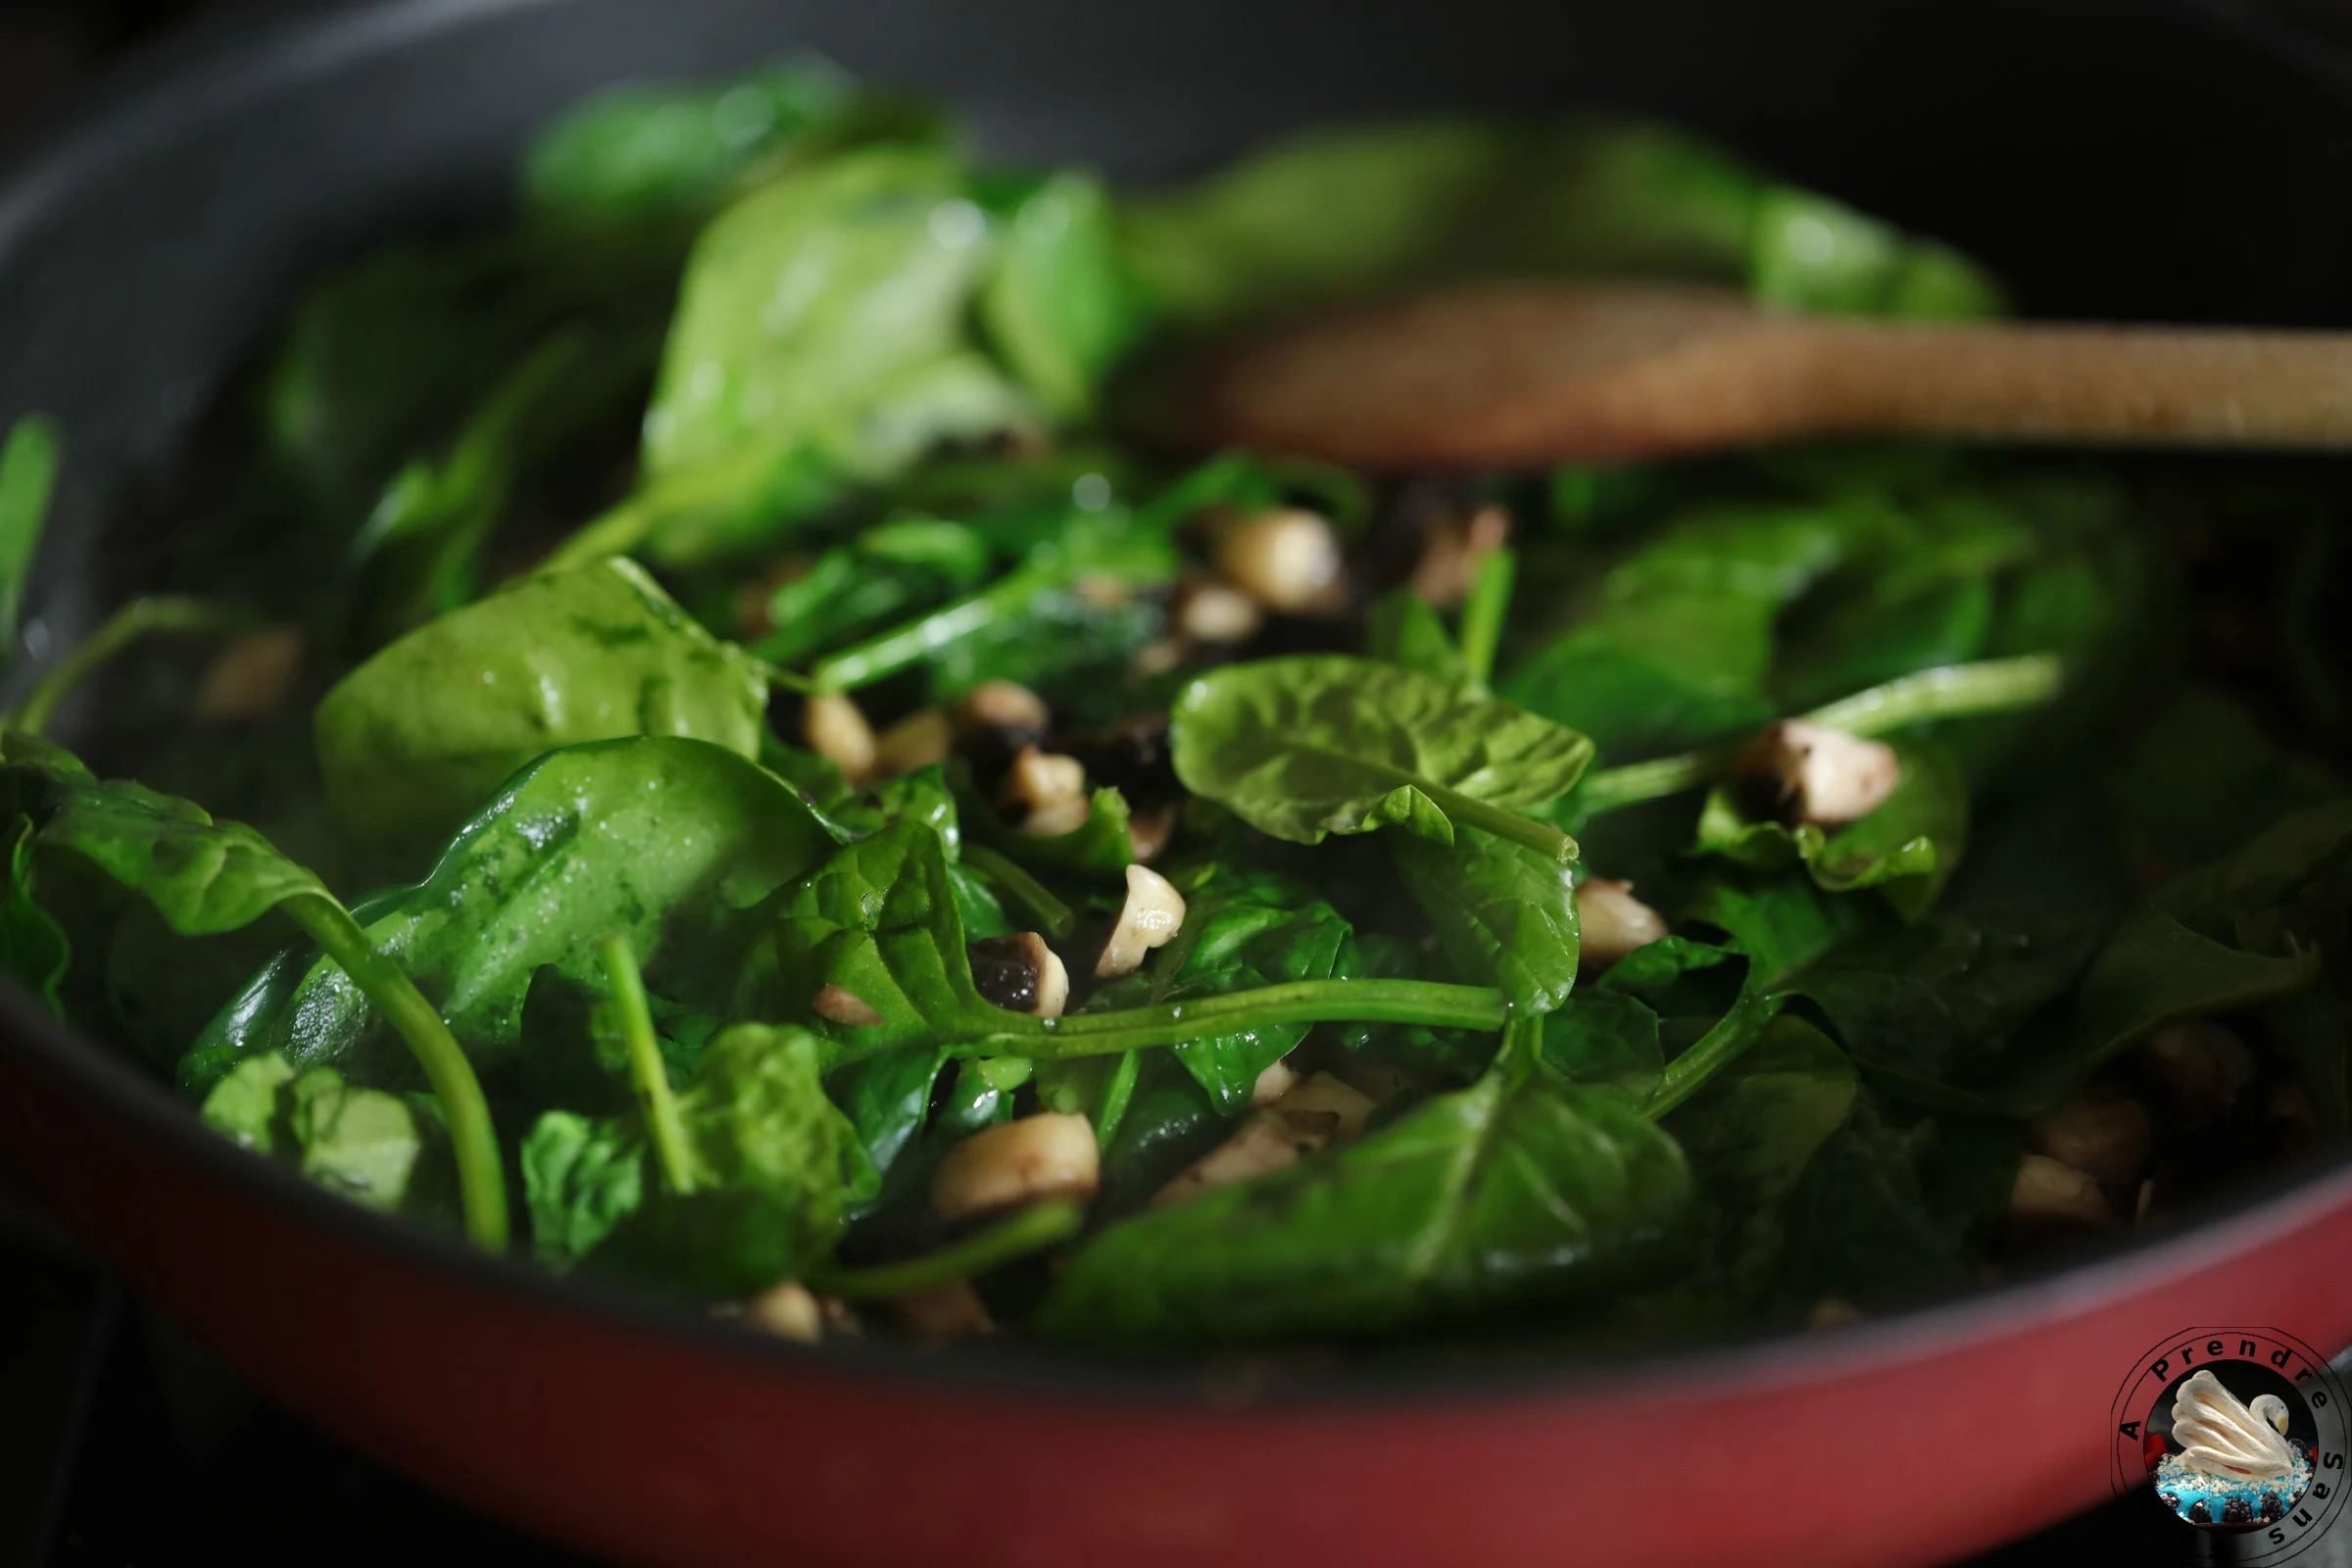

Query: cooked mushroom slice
[889,1279,996,1344]
[1269,1071,1378,1140]
[931,1112,1100,1222]
[1732,718,1901,827]
[1250,1059,1300,1106]
[1172,575,1264,644]
[954,680,1051,747]
[873,709,953,777]
[967,932,1069,1018]
[743,1280,823,1344]
[2143,1021,2256,1126]
[1153,1106,1342,1207]
[1576,878,1668,970]
[1211,507,1345,613]
[1001,745,1088,833]
[195,627,305,725]
[1127,804,1179,863]
[2030,1091,2151,1196]
[811,984,884,1028]
[803,692,878,786]
[2008,1152,2115,1230]
[1096,863,1188,977]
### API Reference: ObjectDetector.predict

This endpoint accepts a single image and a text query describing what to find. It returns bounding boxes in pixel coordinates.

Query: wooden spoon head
[1126,281,1780,470]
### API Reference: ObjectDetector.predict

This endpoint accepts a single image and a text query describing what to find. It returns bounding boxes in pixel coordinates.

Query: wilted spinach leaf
[1694,737,1968,917]
[1035,1020,1691,1347]
[1171,656,1592,859]
[1393,826,1579,1010]
[316,558,769,848]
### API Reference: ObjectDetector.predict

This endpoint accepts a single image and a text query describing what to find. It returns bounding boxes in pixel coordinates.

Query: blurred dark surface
[3,2,2352,1564]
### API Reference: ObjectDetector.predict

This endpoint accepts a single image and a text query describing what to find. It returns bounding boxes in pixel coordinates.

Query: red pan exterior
[10,1005,2352,1568]
[8,4,2352,1564]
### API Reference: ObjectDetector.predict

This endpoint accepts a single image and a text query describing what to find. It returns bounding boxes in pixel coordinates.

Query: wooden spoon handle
[1799,321,2352,448]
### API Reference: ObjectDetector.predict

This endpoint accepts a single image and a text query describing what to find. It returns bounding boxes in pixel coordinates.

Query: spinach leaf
[1788,903,2106,1107]
[1541,991,1665,1099]
[1036,1020,1691,1347]
[198,1052,435,1216]
[1501,499,1872,760]
[1694,737,1968,917]
[592,1023,864,1295]
[1035,1050,1144,1144]
[742,514,993,666]
[317,558,769,848]
[2011,803,2352,1110]
[1116,120,1998,328]
[826,1046,951,1188]
[521,1109,645,1269]
[522,56,930,227]
[1365,588,1466,679]
[1662,1015,1857,1302]
[1171,656,1593,860]
[977,170,1142,420]
[190,736,835,1088]
[1767,1090,2017,1311]
[1086,862,1357,1111]
[631,148,1032,562]
[0,813,69,1012]
[0,415,59,651]
[2098,687,2344,880]
[1393,826,1579,1010]
[754,816,1005,1055]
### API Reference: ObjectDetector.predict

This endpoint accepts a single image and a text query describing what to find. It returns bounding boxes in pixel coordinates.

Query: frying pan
[5,1,2352,1563]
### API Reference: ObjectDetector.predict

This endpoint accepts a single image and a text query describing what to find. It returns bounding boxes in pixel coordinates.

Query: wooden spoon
[1142,281,2352,469]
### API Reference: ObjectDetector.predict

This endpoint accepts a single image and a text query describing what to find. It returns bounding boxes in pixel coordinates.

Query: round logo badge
[2112,1327,2351,1561]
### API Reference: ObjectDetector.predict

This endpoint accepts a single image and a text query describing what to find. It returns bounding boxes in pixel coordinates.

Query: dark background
[2,2,2352,1565]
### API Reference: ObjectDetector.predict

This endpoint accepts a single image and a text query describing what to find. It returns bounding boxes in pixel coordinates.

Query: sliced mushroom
[1001,745,1088,832]
[803,693,878,786]
[1329,1061,1417,1104]
[2008,1152,2114,1230]
[1576,879,1669,970]
[1096,863,1188,978]
[1172,575,1264,644]
[1269,1071,1378,1141]
[967,932,1070,1018]
[743,1280,822,1343]
[1153,1106,1342,1207]
[2143,1021,2256,1126]
[931,1112,1100,1222]
[2030,1091,2151,1197]
[1211,507,1345,613]
[194,627,305,725]
[811,984,884,1028]
[1127,805,1179,863]
[889,1279,996,1344]
[954,680,1051,747]
[873,709,953,777]
[1732,719,1901,828]
[1250,1060,1300,1106]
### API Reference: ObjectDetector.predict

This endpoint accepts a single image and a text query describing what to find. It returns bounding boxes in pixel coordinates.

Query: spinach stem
[807,561,1058,693]
[1644,995,1786,1118]
[964,978,1506,1058]
[280,898,508,1251]
[1455,547,1516,687]
[1421,783,1579,863]
[599,934,694,1196]
[1575,653,2066,816]
[538,494,651,573]
[808,1199,1083,1300]
[962,844,1076,941]
[11,597,252,736]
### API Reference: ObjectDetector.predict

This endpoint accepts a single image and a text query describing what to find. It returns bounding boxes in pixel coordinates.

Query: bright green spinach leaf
[1171,656,1593,861]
